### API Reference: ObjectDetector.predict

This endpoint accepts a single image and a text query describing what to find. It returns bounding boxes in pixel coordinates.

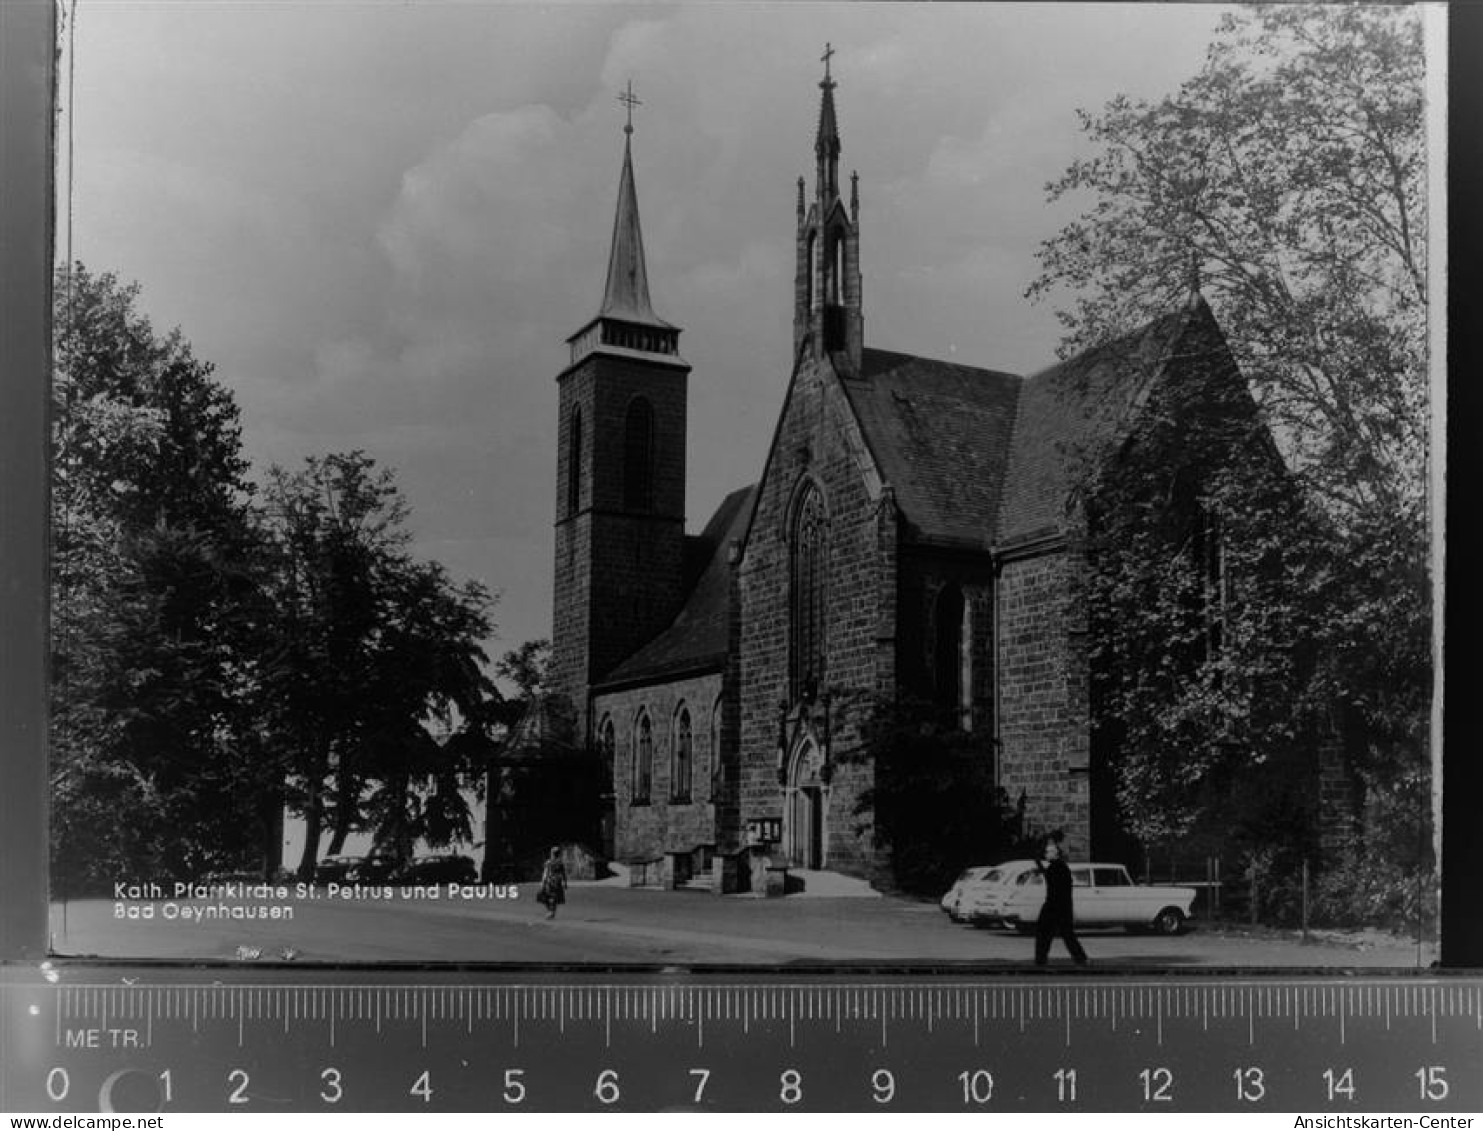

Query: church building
[548,59,1268,892]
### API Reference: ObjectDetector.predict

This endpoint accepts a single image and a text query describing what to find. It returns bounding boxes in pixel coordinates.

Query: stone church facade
[548,61,1267,891]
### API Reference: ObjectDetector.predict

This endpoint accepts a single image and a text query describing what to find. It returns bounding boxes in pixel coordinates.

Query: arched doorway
[784,736,828,869]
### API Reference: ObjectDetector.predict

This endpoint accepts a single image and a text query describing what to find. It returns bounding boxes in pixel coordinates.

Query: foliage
[1030,5,1428,526]
[848,697,1034,896]
[496,638,552,702]
[257,452,497,875]
[1030,7,1432,913]
[49,265,503,893]
[50,265,272,893]
[1079,317,1327,848]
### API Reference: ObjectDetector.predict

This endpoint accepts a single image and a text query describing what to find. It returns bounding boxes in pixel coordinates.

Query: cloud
[67,2,1234,655]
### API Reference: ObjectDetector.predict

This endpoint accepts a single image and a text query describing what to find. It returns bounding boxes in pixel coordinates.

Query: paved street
[47,881,1435,968]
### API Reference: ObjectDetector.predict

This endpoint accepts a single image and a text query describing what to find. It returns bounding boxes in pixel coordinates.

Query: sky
[61,1,1235,666]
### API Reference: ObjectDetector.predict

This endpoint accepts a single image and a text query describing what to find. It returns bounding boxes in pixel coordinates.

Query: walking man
[1034,830,1089,966]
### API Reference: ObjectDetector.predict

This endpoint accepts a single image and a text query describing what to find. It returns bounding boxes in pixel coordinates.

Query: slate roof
[597,484,755,687]
[595,299,1222,690]
[596,133,674,330]
[840,348,1022,550]
[830,302,1214,549]
[996,305,1199,545]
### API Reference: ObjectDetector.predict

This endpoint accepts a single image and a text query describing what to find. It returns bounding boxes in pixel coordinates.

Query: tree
[50,265,273,891]
[1030,7,1432,919]
[848,696,1032,896]
[1030,6,1427,525]
[257,452,497,876]
[495,639,551,704]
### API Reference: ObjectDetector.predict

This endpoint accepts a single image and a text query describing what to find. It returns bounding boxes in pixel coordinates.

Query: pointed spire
[598,82,667,328]
[567,81,680,365]
[599,130,662,325]
[818,42,842,173]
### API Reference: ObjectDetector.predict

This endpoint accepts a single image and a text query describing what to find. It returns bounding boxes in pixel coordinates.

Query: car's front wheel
[1152,907,1186,936]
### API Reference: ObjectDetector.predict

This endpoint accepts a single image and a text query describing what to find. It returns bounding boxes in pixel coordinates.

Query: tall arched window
[598,714,615,792]
[710,693,724,795]
[672,706,692,803]
[1193,505,1226,659]
[934,584,972,730]
[789,483,827,702]
[633,711,653,804]
[623,397,655,512]
[806,231,817,312]
[567,407,583,516]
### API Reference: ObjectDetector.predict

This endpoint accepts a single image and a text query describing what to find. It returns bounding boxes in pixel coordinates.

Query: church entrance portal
[784,737,827,869]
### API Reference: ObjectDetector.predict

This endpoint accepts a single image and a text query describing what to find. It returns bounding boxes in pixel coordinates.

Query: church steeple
[569,81,681,365]
[794,46,863,373]
[551,81,690,734]
[815,43,841,201]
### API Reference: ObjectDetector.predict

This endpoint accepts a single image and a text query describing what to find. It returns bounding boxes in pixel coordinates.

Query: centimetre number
[40,1063,1457,1107]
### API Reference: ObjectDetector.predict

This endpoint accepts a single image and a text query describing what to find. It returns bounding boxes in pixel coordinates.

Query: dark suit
[1034,856,1088,965]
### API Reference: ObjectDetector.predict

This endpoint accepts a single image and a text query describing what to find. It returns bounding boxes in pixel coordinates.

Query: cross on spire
[618,79,642,135]
[821,42,835,86]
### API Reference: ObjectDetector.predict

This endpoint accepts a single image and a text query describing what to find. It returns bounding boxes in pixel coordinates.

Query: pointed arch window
[598,713,615,793]
[567,407,583,516]
[1193,505,1227,660]
[633,710,653,805]
[671,705,693,803]
[806,231,817,312]
[710,693,724,795]
[623,397,655,512]
[789,483,828,702]
[934,583,972,731]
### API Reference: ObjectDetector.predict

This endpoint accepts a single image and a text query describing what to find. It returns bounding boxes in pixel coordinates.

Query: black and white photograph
[42,1,1442,973]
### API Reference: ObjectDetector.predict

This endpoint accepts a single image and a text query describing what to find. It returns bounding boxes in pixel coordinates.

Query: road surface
[46,880,1435,968]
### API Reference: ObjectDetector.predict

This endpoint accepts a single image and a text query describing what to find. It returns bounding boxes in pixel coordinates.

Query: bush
[1311,849,1437,934]
[850,697,1034,896]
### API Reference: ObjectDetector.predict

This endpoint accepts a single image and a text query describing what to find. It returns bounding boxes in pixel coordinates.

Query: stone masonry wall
[595,671,724,864]
[737,359,892,880]
[995,546,1091,857]
[551,351,689,737]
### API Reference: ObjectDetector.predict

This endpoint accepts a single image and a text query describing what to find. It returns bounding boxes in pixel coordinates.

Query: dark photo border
[0,0,1476,973]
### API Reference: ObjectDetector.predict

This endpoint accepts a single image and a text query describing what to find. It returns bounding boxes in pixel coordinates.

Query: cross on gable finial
[821,42,835,84]
[618,79,642,135]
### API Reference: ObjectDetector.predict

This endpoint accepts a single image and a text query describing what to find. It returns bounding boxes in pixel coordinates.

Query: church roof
[996,305,1200,546]
[597,484,755,688]
[840,348,1021,549]
[598,133,673,330]
[826,302,1220,551]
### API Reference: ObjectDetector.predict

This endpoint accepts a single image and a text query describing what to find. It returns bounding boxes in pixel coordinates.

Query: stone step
[680,866,717,892]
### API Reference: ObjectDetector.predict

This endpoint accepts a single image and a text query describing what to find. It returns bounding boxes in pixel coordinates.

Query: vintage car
[966,859,1196,935]
[394,853,478,885]
[940,865,999,920]
[311,853,400,886]
[947,865,1027,924]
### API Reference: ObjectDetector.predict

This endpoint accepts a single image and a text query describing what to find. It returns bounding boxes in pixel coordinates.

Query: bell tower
[551,83,690,733]
[794,45,863,374]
